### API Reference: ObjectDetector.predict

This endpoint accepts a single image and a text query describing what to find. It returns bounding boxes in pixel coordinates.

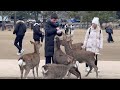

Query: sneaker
[85,67,90,72]
[17,52,22,56]
[21,49,24,53]
[85,67,92,73]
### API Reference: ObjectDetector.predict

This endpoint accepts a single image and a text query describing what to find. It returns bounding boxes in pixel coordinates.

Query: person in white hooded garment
[82,17,103,72]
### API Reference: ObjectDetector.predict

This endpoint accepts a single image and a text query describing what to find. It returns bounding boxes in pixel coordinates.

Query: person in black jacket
[44,13,62,64]
[33,20,44,43]
[13,17,27,55]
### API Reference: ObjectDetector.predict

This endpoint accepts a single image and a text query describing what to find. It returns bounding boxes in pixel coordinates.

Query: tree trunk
[35,11,39,21]
[14,11,16,27]
[1,11,4,31]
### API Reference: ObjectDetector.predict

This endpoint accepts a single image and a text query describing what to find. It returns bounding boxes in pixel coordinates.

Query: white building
[0,16,10,21]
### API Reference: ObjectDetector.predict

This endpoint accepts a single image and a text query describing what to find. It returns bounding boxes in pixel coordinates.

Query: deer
[66,33,83,51]
[41,62,76,79]
[53,36,81,79]
[60,33,98,78]
[18,41,42,79]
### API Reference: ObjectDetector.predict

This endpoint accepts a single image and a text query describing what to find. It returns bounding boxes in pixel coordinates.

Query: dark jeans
[86,55,98,67]
[45,56,54,64]
[108,33,114,43]
[41,35,44,42]
[14,35,24,53]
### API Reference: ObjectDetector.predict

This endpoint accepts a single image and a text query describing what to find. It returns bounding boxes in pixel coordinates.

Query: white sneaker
[85,67,90,72]
[21,49,24,53]
[17,52,22,56]
[85,67,92,73]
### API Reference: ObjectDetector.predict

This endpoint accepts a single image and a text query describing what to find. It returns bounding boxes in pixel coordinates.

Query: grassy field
[0,29,120,61]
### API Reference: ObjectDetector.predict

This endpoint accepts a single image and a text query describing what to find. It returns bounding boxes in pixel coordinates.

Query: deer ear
[30,41,34,44]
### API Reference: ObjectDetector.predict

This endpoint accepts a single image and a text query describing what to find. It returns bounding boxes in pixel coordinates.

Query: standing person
[33,20,44,44]
[13,17,27,55]
[82,17,103,72]
[44,13,62,64]
[105,25,114,43]
[70,24,75,36]
[64,24,69,35]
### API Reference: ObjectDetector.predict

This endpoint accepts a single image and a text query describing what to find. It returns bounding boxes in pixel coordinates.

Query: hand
[57,30,62,34]
[56,27,60,30]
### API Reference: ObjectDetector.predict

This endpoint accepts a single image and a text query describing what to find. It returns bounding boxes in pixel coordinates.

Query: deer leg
[88,61,98,78]
[67,71,71,78]
[36,65,39,78]
[24,68,30,79]
[93,65,98,78]
[19,66,24,79]
[32,68,35,79]
[69,67,81,79]
[85,64,93,77]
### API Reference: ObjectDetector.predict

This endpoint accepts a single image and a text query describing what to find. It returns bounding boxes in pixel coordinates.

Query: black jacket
[44,20,62,57]
[13,20,26,36]
[33,23,43,41]
[105,27,113,34]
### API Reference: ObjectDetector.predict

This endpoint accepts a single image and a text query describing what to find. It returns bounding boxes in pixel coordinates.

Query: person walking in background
[70,24,75,36]
[82,17,103,72]
[33,20,44,44]
[64,23,69,35]
[105,24,114,43]
[13,17,27,55]
[44,13,62,64]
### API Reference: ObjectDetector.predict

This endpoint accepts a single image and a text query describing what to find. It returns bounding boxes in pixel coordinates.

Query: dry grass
[0,29,119,61]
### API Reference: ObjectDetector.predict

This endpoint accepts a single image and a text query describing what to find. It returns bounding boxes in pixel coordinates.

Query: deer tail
[18,57,26,66]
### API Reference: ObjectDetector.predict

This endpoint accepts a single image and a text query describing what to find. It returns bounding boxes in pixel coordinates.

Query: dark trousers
[108,33,114,43]
[34,35,44,43]
[14,35,24,53]
[45,56,54,64]
[86,55,98,67]
[41,35,44,42]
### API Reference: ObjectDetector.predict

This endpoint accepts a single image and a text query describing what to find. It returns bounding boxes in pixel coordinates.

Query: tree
[0,11,14,31]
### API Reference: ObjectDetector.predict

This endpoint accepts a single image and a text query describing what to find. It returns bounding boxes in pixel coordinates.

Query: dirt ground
[0,28,120,61]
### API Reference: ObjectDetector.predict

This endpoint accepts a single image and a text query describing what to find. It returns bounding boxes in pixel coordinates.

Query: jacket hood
[16,20,25,24]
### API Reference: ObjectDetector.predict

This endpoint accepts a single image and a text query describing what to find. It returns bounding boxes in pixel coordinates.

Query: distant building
[0,16,10,21]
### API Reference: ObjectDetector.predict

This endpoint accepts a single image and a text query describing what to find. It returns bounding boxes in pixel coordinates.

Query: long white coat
[83,26,103,54]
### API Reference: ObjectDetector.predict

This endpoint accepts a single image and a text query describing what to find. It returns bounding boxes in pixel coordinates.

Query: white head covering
[92,17,100,25]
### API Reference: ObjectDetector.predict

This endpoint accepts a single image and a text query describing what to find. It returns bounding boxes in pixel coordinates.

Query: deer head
[30,41,42,53]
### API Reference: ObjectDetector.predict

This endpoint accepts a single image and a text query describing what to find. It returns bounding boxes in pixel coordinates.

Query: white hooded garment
[83,17,103,54]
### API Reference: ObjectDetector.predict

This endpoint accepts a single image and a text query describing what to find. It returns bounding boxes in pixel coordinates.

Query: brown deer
[53,36,81,79]
[60,33,98,78]
[41,62,76,79]
[61,34,83,51]
[18,41,42,79]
